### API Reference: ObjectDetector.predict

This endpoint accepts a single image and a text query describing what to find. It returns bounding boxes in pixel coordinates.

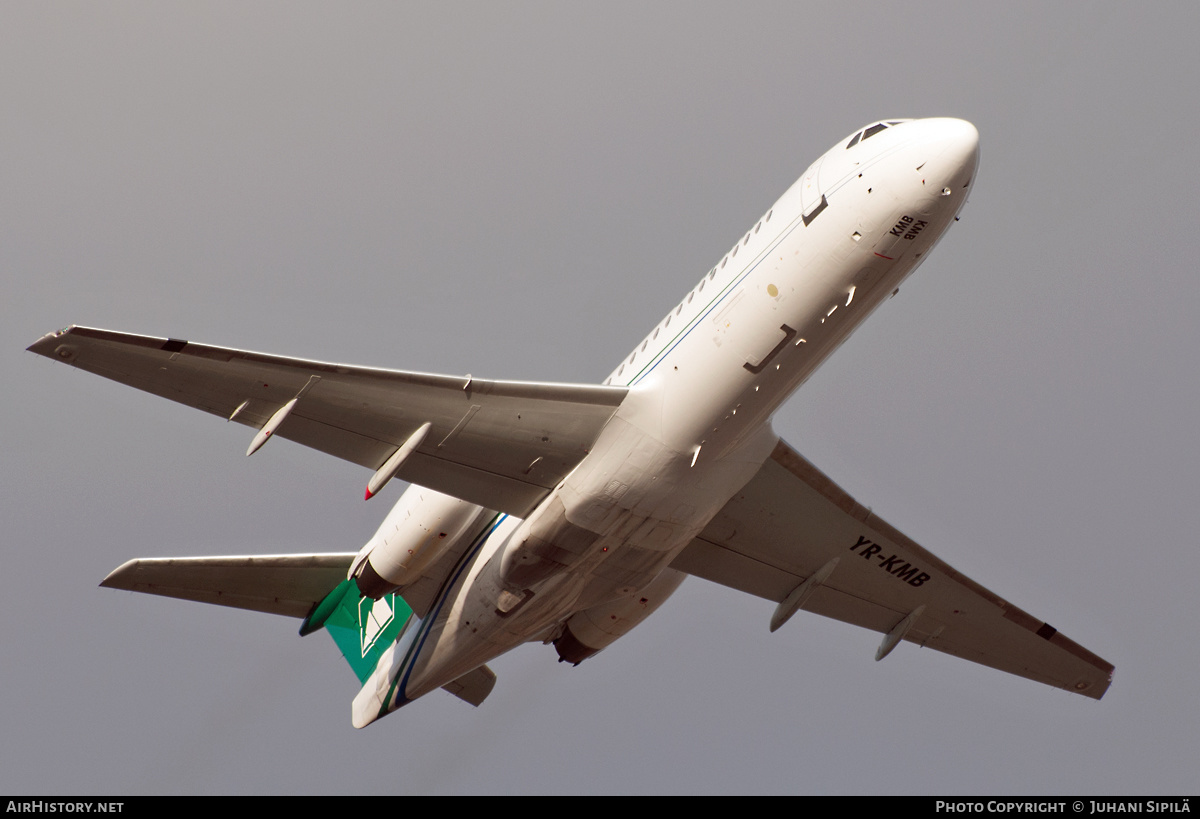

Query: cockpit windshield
[846,120,910,149]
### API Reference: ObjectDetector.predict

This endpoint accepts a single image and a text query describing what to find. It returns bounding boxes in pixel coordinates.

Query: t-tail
[301,578,416,685]
[301,576,497,726]
[303,577,429,728]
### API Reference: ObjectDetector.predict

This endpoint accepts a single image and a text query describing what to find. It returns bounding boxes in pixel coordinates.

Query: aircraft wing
[670,439,1114,699]
[28,326,627,517]
[101,553,357,618]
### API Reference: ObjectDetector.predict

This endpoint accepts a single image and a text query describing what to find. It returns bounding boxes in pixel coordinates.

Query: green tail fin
[304,578,415,684]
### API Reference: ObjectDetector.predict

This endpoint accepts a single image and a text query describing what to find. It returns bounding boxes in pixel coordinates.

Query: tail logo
[358,595,396,657]
[318,580,415,684]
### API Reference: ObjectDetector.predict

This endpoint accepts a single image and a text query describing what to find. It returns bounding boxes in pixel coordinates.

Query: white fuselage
[354,118,980,723]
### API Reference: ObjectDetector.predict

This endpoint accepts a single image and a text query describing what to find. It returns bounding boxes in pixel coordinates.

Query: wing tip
[1074,667,1114,701]
[99,558,141,591]
[27,325,77,356]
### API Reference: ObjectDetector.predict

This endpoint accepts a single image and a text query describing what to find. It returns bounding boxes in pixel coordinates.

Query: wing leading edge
[670,440,1113,699]
[29,326,628,517]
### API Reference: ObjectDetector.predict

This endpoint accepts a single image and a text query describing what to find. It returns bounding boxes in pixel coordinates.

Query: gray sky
[5,1,1199,795]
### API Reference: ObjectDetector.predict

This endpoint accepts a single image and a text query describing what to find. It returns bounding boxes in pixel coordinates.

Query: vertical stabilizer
[311,578,415,684]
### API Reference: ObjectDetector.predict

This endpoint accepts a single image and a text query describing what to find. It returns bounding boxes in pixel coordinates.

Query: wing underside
[29,326,627,517]
[670,440,1114,699]
[101,553,357,618]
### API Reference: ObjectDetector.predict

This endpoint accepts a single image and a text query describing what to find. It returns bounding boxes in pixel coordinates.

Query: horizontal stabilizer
[441,665,497,707]
[101,553,356,618]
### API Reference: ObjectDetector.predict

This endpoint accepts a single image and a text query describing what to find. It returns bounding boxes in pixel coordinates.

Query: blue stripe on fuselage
[382,512,509,713]
[627,207,809,387]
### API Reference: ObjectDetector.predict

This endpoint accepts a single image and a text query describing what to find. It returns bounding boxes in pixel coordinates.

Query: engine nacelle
[353,485,486,599]
[553,568,687,665]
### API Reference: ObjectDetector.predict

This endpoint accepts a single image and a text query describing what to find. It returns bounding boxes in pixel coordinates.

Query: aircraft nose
[921,117,979,190]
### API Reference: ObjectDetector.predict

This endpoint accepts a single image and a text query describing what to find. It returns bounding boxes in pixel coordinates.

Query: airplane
[28,118,1113,727]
